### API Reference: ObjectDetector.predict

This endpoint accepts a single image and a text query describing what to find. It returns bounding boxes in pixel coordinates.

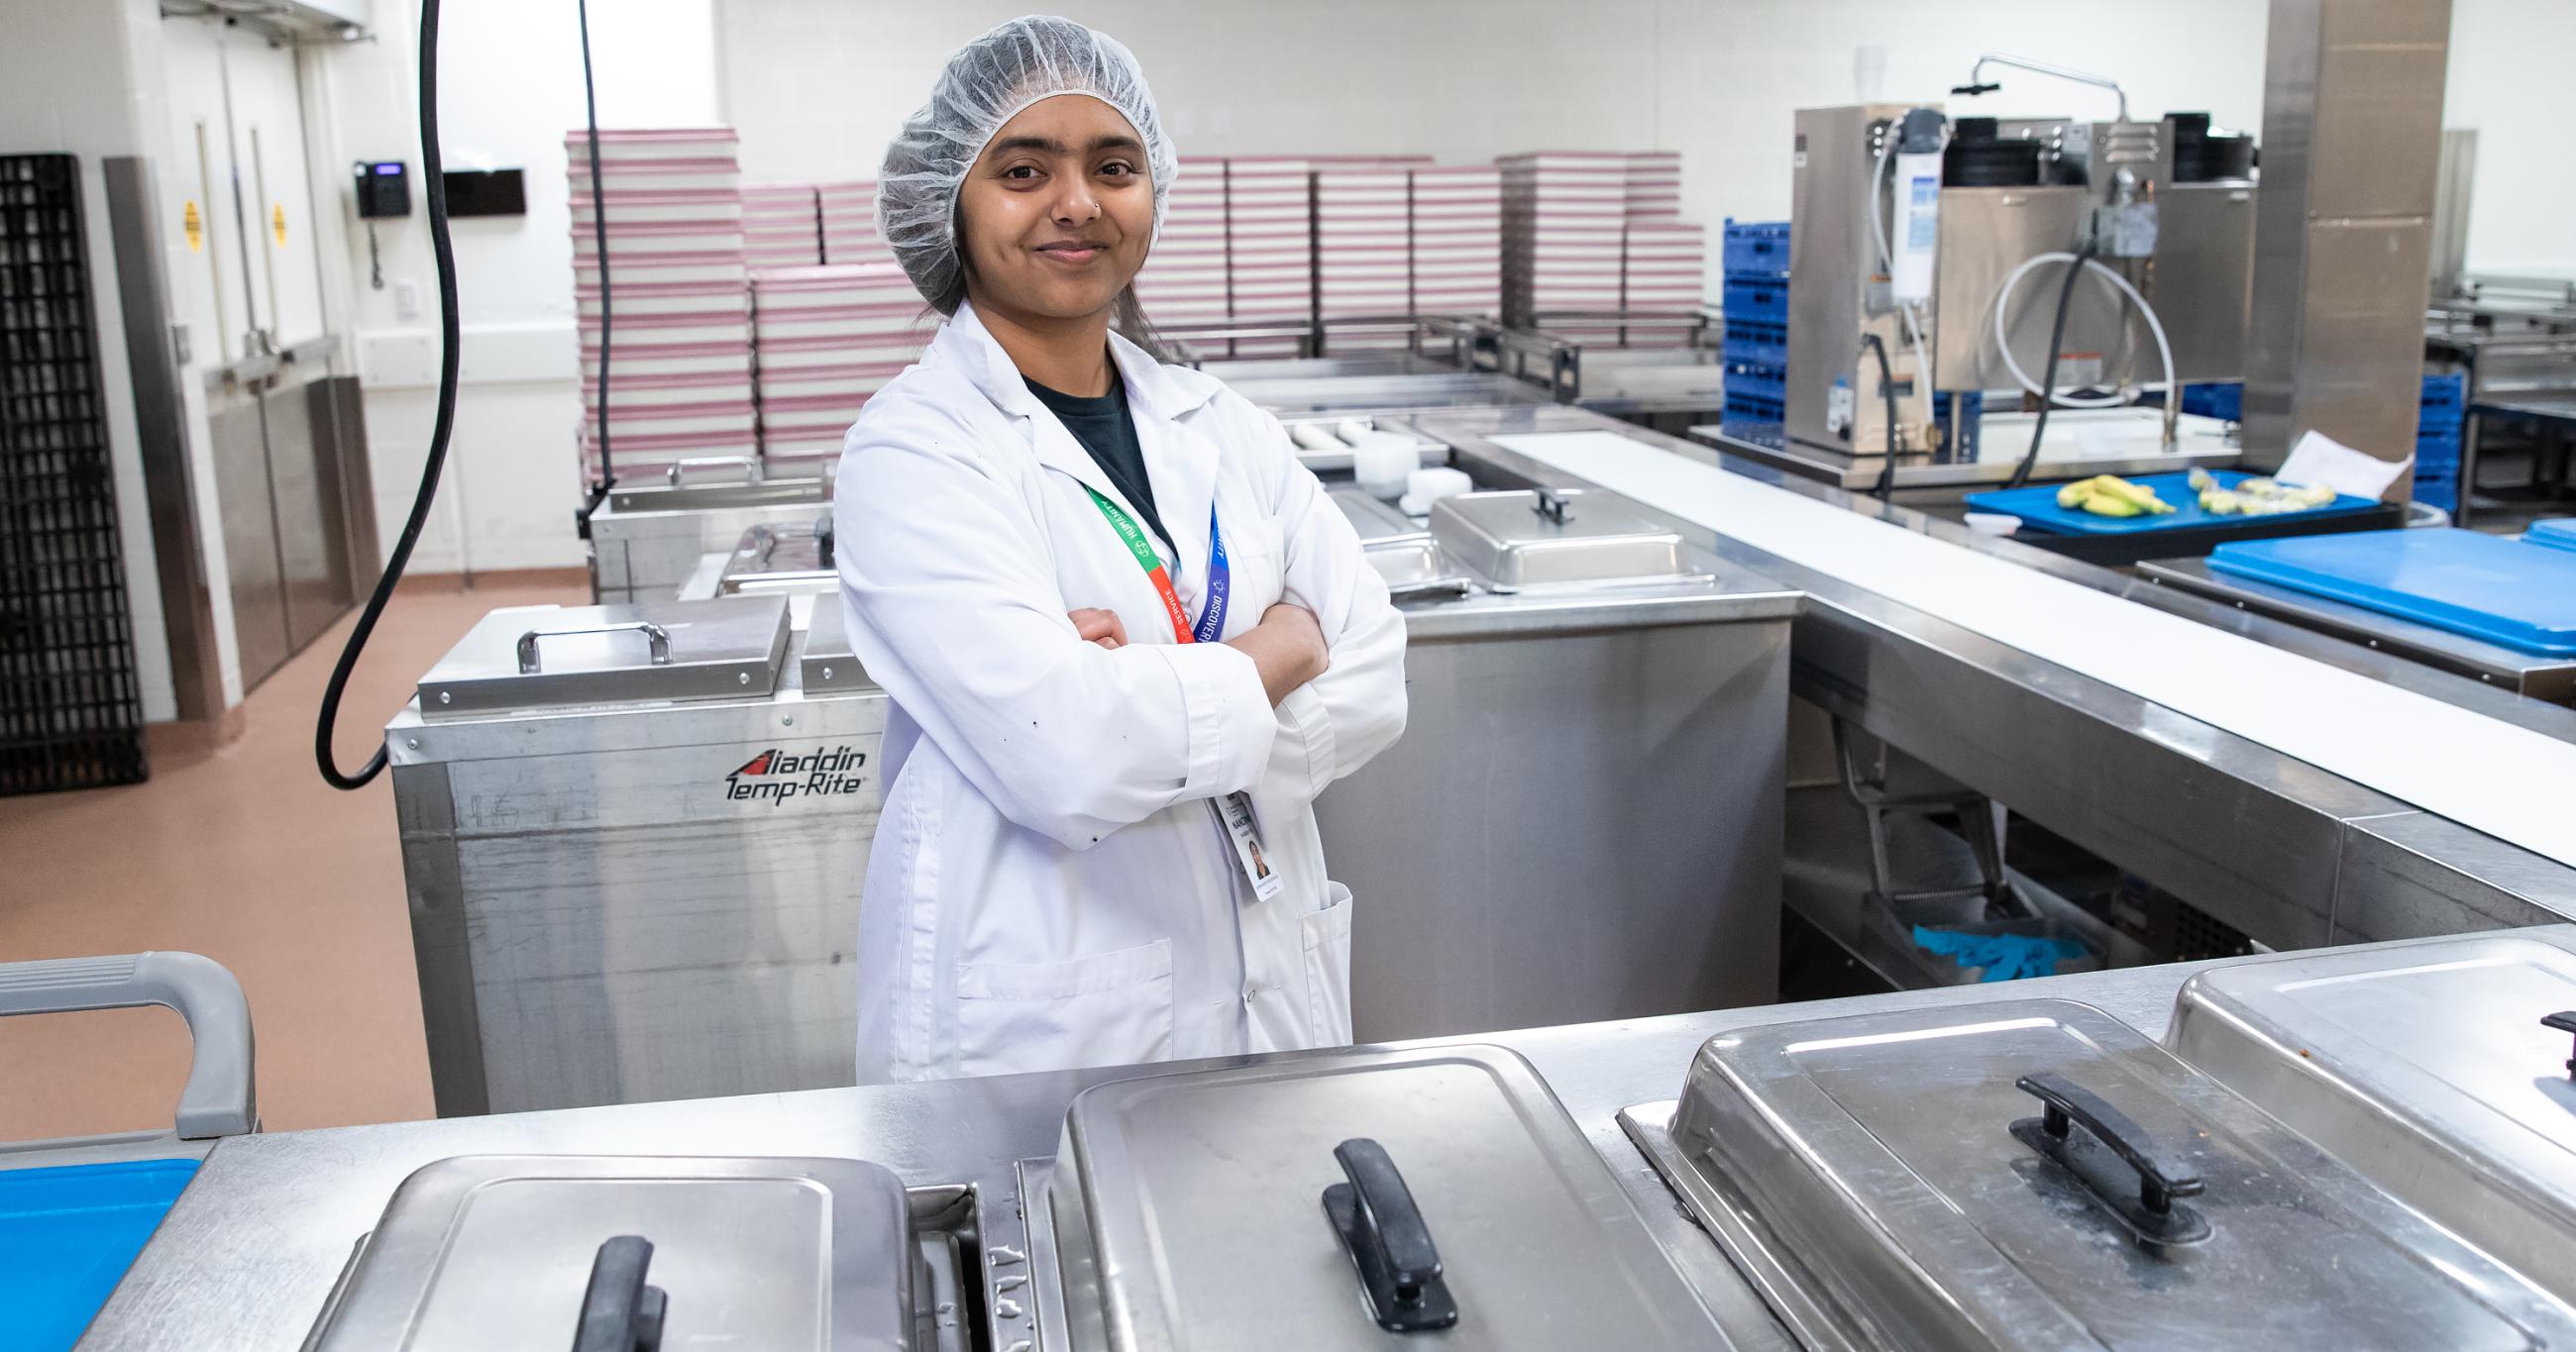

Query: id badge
[1211,791,1285,902]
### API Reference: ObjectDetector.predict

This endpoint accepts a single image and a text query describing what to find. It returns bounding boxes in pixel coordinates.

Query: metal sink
[1431,487,1691,589]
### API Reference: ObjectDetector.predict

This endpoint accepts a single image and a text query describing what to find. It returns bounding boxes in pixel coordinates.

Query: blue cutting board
[0,1159,198,1352]
[2208,529,2576,657]
[2526,518,2576,554]
[1963,470,2383,536]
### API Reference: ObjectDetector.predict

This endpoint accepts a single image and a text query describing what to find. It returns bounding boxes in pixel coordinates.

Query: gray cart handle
[0,952,257,1140]
[518,621,673,674]
[665,456,760,485]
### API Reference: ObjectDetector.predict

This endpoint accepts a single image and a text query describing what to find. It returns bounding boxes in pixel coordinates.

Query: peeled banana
[2200,474,2336,516]
[2055,474,2176,518]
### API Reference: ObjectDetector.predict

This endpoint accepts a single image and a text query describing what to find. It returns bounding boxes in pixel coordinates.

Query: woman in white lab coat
[833,16,1409,1083]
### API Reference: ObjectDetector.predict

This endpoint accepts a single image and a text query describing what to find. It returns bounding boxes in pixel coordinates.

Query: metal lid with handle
[415,595,792,716]
[303,1155,920,1351]
[1626,996,2576,1352]
[1049,1044,1729,1350]
[2168,928,2576,1311]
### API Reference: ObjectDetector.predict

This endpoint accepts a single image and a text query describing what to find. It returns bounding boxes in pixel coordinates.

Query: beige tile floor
[0,578,584,1143]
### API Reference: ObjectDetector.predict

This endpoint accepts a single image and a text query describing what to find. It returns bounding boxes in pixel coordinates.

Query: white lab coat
[832,301,1409,1083]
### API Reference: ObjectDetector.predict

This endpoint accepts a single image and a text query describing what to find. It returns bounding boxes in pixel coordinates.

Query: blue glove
[1911,925,2090,983]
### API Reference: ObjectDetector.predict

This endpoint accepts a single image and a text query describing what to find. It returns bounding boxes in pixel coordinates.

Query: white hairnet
[878,15,1177,310]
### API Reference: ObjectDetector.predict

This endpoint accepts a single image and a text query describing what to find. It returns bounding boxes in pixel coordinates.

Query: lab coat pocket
[1300,883,1356,1046]
[953,937,1176,1077]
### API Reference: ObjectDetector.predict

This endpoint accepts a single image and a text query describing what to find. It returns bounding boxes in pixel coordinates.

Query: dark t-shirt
[1024,374,1173,553]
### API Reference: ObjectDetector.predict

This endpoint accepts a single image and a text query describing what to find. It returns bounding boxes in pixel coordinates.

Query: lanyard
[1081,485,1229,644]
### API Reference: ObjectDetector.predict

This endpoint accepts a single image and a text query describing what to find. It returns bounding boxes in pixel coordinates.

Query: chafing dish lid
[2169,931,2576,1298]
[1327,486,1431,548]
[1664,997,2569,1351]
[305,1154,917,1350]
[416,595,791,716]
[1430,488,1688,588]
[1052,1044,1728,1350]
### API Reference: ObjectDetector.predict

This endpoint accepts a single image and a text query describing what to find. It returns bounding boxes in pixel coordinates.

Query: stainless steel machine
[391,409,1796,1114]
[1774,88,2258,480]
[388,592,886,1116]
[584,457,831,604]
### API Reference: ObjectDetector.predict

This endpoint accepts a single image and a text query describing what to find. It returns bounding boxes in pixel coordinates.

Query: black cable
[1863,332,1902,501]
[578,0,613,487]
[314,0,460,789]
[367,220,382,289]
[2005,233,2100,490]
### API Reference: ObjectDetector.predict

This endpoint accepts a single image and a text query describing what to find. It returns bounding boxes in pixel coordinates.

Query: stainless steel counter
[79,959,2224,1351]
[1416,405,2576,952]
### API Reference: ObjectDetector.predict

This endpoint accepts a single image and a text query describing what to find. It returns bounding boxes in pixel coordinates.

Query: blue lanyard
[1083,487,1231,644]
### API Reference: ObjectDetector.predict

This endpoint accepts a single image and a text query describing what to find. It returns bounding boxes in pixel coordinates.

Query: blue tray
[0,1159,198,1352]
[2528,518,2576,554]
[2208,529,2576,657]
[1963,470,2383,536]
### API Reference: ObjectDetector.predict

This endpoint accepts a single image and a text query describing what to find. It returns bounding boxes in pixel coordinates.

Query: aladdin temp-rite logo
[725,745,869,805]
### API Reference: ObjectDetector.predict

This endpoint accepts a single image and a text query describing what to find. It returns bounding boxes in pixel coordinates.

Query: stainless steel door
[209,388,291,688]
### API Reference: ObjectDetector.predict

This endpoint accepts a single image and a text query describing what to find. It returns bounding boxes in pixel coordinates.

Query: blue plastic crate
[1722,276,1789,326]
[2180,383,2244,422]
[1722,218,1790,280]
[2420,372,2465,411]
[2414,473,2460,514]
[2415,429,2461,467]
[1724,389,1784,425]
[1721,320,1787,367]
[1936,390,1985,459]
[1,1158,200,1352]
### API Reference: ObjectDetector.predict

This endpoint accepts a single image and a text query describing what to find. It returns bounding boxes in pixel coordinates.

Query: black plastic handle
[1951,81,2002,96]
[813,512,834,569]
[571,1235,668,1352]
[2543,1011,2576,1080]
[2017,1073,2203,1214]
[1322,1138,1459,1332]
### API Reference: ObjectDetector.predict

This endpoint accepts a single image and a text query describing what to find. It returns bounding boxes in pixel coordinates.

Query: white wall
[715,0,2275,281]
[2443,0,2576,275]
[320,0,721,574]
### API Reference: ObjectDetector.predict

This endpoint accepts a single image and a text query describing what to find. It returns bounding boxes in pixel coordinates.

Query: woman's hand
[1069,607,1127,650]
[1226,602,1330,707]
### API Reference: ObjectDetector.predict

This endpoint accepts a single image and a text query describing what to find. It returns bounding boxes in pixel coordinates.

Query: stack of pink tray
[567,128,755,485]
[1498,152,1628,342]
[1315,163,1418,353]
[749,263,932,474]
[1624,151,1682,220]
[818,180,897,268]
[743,185,823,268]
[1623,219,1707,319]
[1132,156,1233,347]
[1410,165,1502,325]
[1223,156,1314,359]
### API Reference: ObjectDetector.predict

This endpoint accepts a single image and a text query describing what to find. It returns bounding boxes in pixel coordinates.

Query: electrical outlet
[395,279,420,320]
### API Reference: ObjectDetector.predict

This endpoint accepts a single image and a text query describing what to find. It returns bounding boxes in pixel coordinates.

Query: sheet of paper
[1493,430,2576,867]
[2276,428,2413,499]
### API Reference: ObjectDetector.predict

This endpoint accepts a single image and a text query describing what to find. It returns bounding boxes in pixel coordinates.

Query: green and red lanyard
[1081,484,1229,643]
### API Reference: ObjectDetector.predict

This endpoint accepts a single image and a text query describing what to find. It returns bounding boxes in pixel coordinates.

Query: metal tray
[1430,488,1690,589]
[2168,931,2576,1305]
[800,594,870,692]
[302,1155,920,1351]
[1327,486,1432,548]
[1621,997,2576,1352]
[415,595,792,717]
[1364,540,1474,599]
[1047,1044,1730,1350]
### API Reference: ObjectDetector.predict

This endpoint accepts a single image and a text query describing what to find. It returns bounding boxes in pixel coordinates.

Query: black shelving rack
[0,154,148,794]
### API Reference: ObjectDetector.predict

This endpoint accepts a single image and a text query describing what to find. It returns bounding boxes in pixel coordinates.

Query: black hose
[313,0,460,789]
[2005,235,2100,490]
[1864,332,1902,501]
[578,0,612,487]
